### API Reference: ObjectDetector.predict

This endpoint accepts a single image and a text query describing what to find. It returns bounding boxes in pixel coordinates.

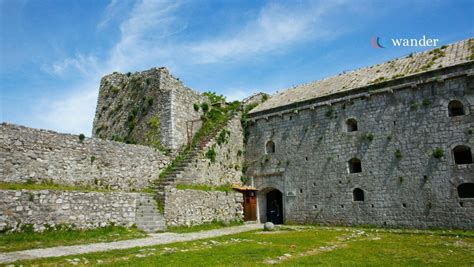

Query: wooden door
[243,192,257,221]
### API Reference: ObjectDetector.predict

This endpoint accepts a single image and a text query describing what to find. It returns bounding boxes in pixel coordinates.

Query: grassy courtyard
[11,226,473,266]
[0,225,147,252]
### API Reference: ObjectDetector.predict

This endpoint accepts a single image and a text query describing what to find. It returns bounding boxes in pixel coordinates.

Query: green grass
[0,225,147,252]
[0,182,118,192]
[175,183,234,192]
[0,182,156,193]
[11,226,474,266]
[167,219,244,233]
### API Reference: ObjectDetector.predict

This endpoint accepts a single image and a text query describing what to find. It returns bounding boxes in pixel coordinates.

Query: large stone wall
[0,123,170,191]
[92,67,208,151]
[0,190,165,232]
[245,64,474,229]
[164,188,243,226]
[177,113,244,186]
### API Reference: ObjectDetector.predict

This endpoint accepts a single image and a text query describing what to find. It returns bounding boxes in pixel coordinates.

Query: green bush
[193,103,199,112]
[361,133,374,142]
[203,91,226,105]
[216,129,230,145]
[78,134,85,142]
[205,148,217,163]
[325,108,334,118]
[394,149,402,159]
[110,86,119,94]
[433,148,444,159]
[201,103,209,113]
[422,99,431,108]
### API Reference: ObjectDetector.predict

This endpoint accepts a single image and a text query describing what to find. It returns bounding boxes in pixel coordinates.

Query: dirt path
[0,224,262,264]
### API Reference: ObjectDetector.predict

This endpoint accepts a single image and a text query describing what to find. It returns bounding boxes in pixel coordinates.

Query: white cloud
[34,81,99,136]
[223,88,253,102]
[34,0,352,135]
[97,0,120,29]
[189,1,342,63]
[44,54,100,76]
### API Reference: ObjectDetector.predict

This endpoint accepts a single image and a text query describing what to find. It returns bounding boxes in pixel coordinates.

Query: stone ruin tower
[92,67,208,152]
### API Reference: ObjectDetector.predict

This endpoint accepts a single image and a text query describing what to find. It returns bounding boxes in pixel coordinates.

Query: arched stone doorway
[266,189,283,224]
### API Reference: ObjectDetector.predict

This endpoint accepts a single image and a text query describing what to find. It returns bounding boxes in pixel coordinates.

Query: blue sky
[1,0,473,136]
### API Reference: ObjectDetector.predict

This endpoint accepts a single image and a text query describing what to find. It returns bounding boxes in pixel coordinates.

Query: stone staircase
[135,194,166,233]
[155,112,237,204]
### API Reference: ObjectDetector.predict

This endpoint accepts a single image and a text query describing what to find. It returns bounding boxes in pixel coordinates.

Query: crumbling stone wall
[0,123,170,191]
[245,64,474,229]
[0,190,163,232]
[177,114,244,186]
[92,67,207,151]
[164,188,243,226]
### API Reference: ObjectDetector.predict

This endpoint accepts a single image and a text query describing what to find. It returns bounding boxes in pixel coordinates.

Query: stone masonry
[0,123,170,191]
[176,113,244,186]
[0,190,165,232]
[92,67,208,151]
[164,188,243,227]
[245,40,474,229]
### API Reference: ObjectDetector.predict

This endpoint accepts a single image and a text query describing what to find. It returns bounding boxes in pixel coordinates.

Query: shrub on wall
[432,148,444,159]
[205,147,217,163]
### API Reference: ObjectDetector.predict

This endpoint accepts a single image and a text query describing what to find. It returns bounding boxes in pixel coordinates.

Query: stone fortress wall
[0,123,170,191]
[164,188,243,227]
[245,62,474,229]
[0,190,164,232]
[176,113,244,186]
[92,67,208,152]
[3,40,473,231]
[0,67,245,231]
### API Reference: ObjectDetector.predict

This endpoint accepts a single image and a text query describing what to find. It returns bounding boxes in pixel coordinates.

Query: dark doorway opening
[448,100,465,117]
[266,189,283,224]
[458,183,474,198]
[353,188,365,201]
[453,145,472,165]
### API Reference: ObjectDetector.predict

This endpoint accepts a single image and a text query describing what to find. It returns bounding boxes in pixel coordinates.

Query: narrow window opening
[353,188,365,201]
[371,204,374,208]
[341,205,344,208]
[346,118,358,132]
[448,100,465,117]
[299,189,303,194]
[348,158,362,173]
[265,140,275,154]
[314,205,318,209]
[402,203,407,208]
[453,145,472,164]
[457,183,474,198]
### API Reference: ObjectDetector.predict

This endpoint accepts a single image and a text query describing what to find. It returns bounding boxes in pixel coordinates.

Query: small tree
[78,134,85,142]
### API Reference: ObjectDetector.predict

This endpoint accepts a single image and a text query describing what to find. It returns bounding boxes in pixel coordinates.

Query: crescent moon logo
[371,36,385,49]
